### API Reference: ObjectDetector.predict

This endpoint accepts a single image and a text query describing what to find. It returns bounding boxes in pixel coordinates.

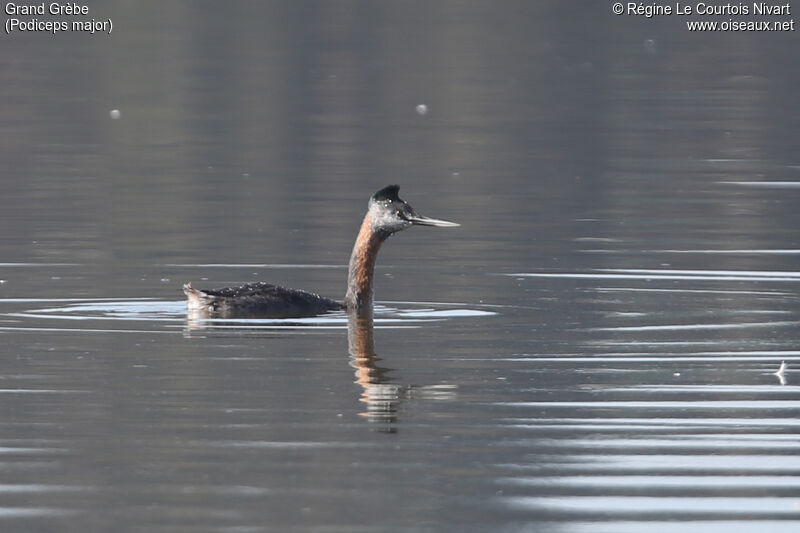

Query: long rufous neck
[344,214,386,310]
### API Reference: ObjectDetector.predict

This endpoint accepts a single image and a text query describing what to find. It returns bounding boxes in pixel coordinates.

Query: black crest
[371,184,401,203]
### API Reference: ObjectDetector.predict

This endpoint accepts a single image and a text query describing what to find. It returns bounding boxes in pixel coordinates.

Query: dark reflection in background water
[1,1,799,531]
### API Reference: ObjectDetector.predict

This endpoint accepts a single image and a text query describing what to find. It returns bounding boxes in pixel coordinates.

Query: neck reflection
[347,308,458,431]
[347,309,401,431]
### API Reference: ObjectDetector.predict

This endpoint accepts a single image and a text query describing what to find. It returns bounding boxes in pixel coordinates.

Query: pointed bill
[406,214,460,227]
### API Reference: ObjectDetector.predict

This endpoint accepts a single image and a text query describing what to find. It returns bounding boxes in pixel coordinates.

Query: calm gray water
[2,1,800,531]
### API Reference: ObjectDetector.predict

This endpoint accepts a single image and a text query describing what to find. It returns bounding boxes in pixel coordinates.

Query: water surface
[1,1,799,531]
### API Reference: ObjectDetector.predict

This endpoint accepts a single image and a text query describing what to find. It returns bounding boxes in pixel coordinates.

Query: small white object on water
[773,361,787,385]
[415,104,428,116]
[109,109,121,119]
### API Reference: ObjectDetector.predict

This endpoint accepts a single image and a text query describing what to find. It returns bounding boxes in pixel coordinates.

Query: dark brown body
[184,281,342,318]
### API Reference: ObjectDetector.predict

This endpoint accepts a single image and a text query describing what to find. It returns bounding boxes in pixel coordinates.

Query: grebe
[183,185,459,318]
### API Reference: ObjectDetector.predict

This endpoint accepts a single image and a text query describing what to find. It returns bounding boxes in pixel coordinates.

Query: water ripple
[0,297,495,334]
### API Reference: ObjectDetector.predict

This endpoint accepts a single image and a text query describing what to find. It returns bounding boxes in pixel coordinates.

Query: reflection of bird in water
[183,307,458,430]
[183,185,458,318]
[347,310,457,432]
[347,311,398,429]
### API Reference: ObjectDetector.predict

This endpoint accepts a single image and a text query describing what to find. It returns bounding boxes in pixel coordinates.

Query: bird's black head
[371,184,401,203]
[367,184,459,240]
